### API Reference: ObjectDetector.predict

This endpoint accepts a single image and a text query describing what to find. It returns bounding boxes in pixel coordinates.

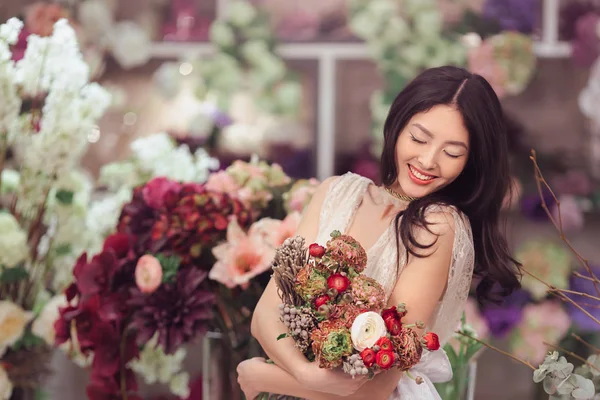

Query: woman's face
[394,104,470,199]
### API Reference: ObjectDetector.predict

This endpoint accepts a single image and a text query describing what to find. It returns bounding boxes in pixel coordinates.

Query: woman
[237,66,521,399]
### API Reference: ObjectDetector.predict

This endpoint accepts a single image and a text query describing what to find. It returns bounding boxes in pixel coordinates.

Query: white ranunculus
[0,213,29,268]
[31,294,67,345]
[109,22,150,69]
[350,311,387,351]
[0,363,12,400]
[0,301,33,357]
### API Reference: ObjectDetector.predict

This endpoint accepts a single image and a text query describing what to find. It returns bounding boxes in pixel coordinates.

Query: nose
[417,148,439,171]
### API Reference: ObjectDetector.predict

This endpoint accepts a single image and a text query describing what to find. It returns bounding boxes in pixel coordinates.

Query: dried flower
[350,275,386,311]
[391,328,423,371]
[294,264,328,301]
[325,234,368,272]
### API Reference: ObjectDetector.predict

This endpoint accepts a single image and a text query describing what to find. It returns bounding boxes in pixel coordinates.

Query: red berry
[308,243,326,258]
[327,273,350,293]
[313,294,330,309]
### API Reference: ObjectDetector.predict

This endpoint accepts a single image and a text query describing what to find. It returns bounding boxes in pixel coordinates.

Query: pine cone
[272,236,308,306]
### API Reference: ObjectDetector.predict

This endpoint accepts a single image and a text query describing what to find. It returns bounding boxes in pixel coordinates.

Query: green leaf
[55,190,74,205]
[0,265,29,283]
[11,329,44,351]
[156,254,182,284]
[35,390,50,400]
[276,333,288,341]
[53,243,72,256]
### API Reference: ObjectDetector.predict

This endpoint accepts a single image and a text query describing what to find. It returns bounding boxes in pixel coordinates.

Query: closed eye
[409,133,426,144]
[444,151,463,159]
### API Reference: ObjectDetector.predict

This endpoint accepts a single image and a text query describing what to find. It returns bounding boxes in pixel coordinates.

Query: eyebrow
[412,123,469,150]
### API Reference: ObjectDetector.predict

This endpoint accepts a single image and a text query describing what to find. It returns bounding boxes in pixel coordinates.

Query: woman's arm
[243,210,457,399]
[251,177,367,395]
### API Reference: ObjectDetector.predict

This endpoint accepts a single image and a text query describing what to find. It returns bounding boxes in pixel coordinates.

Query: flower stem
[571,333,600,354]
[456,331,535,370]
[543,341,600,373]
[120,330,129,400]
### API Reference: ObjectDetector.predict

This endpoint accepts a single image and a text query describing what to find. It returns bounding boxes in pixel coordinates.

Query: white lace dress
[315,173,475,400]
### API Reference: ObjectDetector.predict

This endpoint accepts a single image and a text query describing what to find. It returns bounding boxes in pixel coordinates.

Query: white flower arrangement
[0,18,110,393]
[348,0,467,155]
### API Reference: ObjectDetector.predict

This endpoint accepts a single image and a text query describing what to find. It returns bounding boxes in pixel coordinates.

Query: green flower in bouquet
[294,264,328,302]
[311,320,353,369]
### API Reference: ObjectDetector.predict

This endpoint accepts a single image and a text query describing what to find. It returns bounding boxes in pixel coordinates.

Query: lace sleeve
[427,205,475,346]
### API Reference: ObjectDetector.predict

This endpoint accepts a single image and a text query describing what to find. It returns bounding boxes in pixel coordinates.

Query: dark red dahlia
[128,268,216,354]
[117,186,159,240]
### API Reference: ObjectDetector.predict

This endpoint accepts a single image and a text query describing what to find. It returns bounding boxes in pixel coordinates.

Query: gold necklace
[384,187,417,202]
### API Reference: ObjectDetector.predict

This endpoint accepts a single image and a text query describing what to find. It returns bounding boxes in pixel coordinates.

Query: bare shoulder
[295,176,340,242]
[408,205,458,257]
[423,205,458,236]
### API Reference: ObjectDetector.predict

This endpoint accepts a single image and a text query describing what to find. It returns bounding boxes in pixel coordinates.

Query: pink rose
[142,177,182,210]
[135,255,163,294]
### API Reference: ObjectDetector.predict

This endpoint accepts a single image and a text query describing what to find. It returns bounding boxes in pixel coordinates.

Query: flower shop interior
[1,0,600,399]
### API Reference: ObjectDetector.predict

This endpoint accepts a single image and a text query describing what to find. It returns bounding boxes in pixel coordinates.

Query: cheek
[442,160,467,181]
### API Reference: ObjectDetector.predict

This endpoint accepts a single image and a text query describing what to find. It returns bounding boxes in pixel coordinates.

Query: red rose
[375,336,393,352]
[360,348,376,367]
[375,350,395,369]
[313,294,330,309]
[382,306,403,322]
[422,332,440,351]
[327,273,350,293]
[309,243,326,258]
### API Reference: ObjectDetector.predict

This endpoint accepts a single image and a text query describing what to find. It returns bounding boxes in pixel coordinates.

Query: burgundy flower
[118,187,158,239]
[103,232,133,259]
[58,294,102,353]
[128,268,215,354]
[73,251,118,297]
[142,177,183,210]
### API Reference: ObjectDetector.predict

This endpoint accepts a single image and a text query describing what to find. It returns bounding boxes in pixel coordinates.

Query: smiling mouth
[408,164,437,182]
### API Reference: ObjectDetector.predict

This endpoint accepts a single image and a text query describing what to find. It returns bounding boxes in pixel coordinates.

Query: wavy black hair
[380,66,521,305]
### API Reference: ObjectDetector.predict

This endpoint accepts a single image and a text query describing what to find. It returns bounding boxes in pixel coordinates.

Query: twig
[571,333,600,354]
[520,268,600,333]
[530,150,600,298]
[456,331,535,370]
[550,288,600,303]
[573,271,600,284]
[543,341,600,373]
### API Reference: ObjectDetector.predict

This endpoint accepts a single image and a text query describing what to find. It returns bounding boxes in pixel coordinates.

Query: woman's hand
[237,357,267,400]
[296,361,369,396]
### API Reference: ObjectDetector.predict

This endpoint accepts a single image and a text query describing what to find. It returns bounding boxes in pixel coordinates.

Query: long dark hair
[380,66,521,305]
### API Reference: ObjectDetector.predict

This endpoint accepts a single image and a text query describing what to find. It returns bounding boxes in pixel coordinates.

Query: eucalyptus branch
[456,331,535,370]
[530,149,600,298]
[543,341,600,373]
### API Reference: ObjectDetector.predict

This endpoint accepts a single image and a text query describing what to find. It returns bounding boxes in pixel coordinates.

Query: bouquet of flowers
[271,231,440,380]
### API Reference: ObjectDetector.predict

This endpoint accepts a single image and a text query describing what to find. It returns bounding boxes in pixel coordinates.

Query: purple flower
[520,189,556,221]
[481,290,530,338]
[559,1,599,40]
[483,0,540,34]
[571,12,600,67]
[567,265,600,332]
